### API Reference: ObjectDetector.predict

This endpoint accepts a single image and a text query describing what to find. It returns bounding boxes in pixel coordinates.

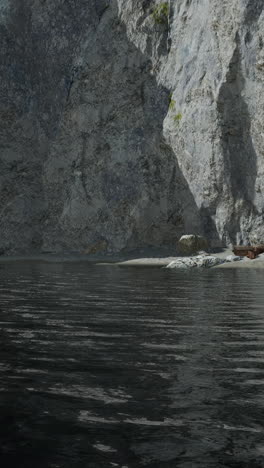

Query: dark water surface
[1,263,264,468]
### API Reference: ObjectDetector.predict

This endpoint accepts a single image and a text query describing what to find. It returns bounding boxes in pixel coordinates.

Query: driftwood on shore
[233,245,264,259]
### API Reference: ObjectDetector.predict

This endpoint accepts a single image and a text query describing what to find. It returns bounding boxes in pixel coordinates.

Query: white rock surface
[257,253,264,259]
[225,255,243,262]
[166,255,226,269]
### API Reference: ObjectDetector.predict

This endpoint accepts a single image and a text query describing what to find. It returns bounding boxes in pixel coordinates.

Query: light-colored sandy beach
[113,249,264,269]
[1,248,264,269]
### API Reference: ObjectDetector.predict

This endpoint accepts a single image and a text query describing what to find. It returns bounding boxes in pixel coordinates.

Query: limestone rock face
[0,1,264,254]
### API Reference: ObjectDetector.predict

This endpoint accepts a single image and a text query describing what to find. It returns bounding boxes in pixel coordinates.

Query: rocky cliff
[0,0,263,254]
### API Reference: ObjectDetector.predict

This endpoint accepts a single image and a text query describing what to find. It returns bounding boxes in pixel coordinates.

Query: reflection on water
[0,262,264,467]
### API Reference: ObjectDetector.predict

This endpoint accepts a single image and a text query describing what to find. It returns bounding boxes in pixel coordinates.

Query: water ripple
[0,264,264,467]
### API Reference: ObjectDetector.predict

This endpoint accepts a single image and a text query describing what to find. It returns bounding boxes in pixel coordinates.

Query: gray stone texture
[178,234,208,254]
[0,0,263,254]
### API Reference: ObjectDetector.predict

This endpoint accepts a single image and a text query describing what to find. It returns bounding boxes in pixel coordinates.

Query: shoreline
[1,248,264,268]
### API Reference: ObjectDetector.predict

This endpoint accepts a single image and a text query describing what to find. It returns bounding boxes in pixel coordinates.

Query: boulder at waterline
[178,235,209,255]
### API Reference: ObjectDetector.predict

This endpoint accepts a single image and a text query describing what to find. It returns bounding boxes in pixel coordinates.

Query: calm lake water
[0,262,264,467]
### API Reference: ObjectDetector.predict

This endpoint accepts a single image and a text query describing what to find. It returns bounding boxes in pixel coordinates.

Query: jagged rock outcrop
[0,0,263,254]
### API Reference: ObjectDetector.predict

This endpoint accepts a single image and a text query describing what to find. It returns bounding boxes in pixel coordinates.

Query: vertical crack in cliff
[217,32,258,243]
[80,133,92,206]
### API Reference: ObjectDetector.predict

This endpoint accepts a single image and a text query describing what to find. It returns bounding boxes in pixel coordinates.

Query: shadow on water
[1,262,264,467]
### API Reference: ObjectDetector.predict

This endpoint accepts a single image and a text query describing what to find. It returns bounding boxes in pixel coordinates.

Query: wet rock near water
[165,252,262,269]
[166,255,226,269]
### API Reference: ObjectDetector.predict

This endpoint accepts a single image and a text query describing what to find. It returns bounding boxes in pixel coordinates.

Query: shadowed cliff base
[0,0,98,254]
